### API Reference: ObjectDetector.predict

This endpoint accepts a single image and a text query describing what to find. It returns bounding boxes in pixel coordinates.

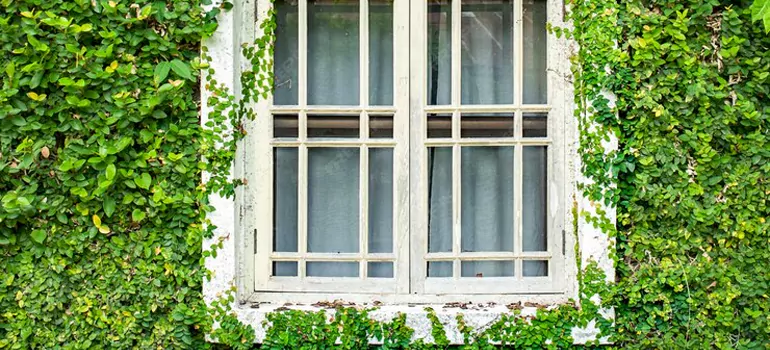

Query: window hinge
[562,229,566,256]
[254,228,258,255]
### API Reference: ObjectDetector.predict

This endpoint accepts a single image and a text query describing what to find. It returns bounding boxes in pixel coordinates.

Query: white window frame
[203,0,614,327]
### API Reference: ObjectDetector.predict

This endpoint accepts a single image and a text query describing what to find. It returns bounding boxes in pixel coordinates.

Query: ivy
[2,0,767,348]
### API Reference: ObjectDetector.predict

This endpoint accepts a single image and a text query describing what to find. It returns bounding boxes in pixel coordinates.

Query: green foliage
[0,0,228,348]
[569,0,770,348]
[752,0,770,32]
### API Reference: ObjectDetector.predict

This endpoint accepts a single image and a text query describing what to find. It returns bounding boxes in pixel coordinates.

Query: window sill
[226,300,613,345]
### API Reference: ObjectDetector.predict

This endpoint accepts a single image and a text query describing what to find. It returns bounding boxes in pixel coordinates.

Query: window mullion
[297,0,308,279]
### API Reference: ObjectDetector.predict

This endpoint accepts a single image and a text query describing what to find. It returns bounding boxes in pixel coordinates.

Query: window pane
[461,147,514,252]
[307,115,360,138]
[428,147,453,253]
[461,261,514,277]
[369,148,393,253]
[370,0,394,106]
[523,0,547,104]
[522,146,547,251]
[369,115,394,138]
[427,0,452,105]
[461,0,514,105]
[427,261,453,277]
[523,260,548,277]
[427,113,452,138]
[274,114,299,138]
[308,148,360,253]
[461,113,514,138]
[274,0,299,105]
[273,261,298,277]
[307,262,359,277]
[368,262,393,278]
[308,0,360,105]
[523,112,547,137]
[274,148,298,252]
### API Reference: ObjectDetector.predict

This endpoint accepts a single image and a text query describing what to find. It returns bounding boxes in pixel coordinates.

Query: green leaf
[154,62,171,84]
[135,173,152,189]
[30,230,46,244]
[132,209,146,222]
[103,196,116,217]
[170,59,194,81]
[752,0,770,33]
[105,164,116,180]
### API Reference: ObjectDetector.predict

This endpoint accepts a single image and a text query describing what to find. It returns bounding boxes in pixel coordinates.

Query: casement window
[243,0,574,303]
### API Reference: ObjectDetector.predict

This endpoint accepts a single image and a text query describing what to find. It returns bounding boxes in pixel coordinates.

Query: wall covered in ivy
[0,0,768,349]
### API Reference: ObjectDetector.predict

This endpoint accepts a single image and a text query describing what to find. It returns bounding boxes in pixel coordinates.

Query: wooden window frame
[238,0,577,304]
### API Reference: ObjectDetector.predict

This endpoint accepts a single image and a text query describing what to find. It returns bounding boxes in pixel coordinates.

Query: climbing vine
[2,0,767,348]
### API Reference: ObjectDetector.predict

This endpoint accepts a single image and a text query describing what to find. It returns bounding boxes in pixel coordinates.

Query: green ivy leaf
[135,173,152,189]
[154,62,171,85]
[752,0,770,33]
[105,164,116,180]
[132,209,146,222]
[30,230,46,244]
[170,59,194,81]
[103,196,116,217]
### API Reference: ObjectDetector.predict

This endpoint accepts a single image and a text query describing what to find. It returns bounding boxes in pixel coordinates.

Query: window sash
[251,0,567,298]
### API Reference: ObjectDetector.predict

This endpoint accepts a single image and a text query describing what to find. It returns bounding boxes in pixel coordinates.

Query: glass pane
[427,0,452,105]
[523,260,548,277]
[274,148,298,252]
[427,113,452,138]
[370,0,394,106]
[308,148,359,253]
[368,262,393,278]
[522,146,547,251]
[428,261,453,277]
[369,115,394,138]
[308,0,360,105]
[274,0,299,105]
[307,115,360,138]
[523,0,547,104]
[428,147,453,253]
[461,113,514,138]
[273,261,298,277]
[461,0,514,105]
[461,147,514,252]
[523,112,547,137]
[274,114,299,138]
[369,148,393,253]
[461,261,514,277]
[307,262,359,277]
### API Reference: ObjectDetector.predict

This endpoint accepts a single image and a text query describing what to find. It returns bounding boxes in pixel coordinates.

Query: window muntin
[256,0,562,298]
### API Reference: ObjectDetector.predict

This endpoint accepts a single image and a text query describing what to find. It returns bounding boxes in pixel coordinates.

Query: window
[247,0,571,303]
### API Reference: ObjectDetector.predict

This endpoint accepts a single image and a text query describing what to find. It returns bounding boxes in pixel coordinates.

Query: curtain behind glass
[427,1,547,278]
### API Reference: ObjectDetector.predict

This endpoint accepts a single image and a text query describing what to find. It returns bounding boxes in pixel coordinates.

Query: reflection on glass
[308,0,360,105]
[369,148,394,253]
[428,147,453,253]
[274,0,299,105]
[523,0,547,104]
[461,147,514,253]
[370,0,394,105]
[274,148,298,252]
[307,262,359,277]
[461,0,514,105]
[461,261,514,277]
[308,148,359,253]
[369,115,394,138]
[522,146,547,251]
[427,0,452,105]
